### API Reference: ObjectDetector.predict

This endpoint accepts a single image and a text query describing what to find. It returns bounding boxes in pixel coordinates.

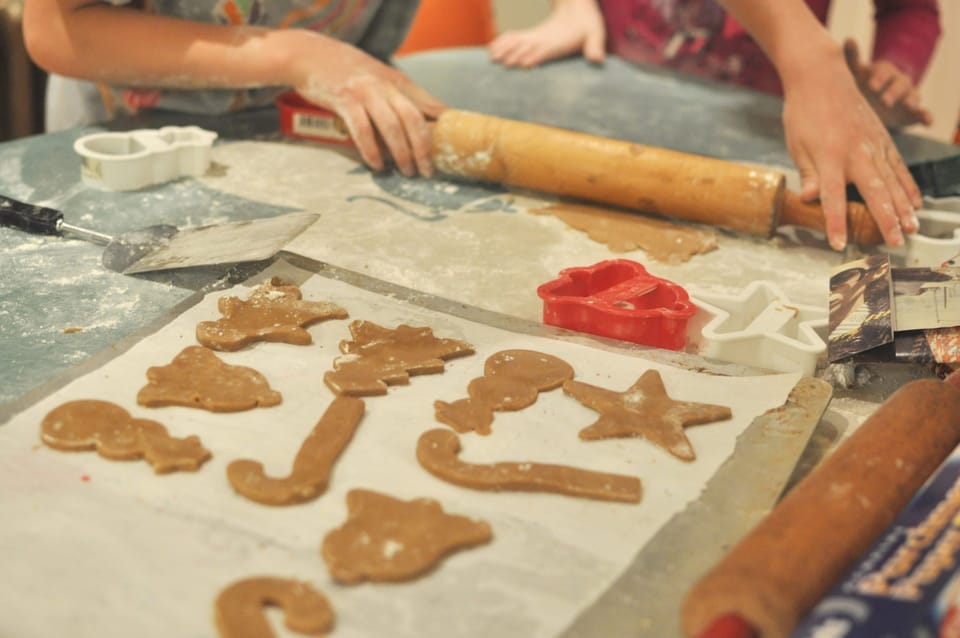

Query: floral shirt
[599,0,941,95]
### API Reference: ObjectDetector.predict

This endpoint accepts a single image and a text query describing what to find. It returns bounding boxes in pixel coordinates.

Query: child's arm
[717,0,921,250]
[844,39,933,129]
[845,0,942,129]
[488,0,606,68]
[22,0,444,177]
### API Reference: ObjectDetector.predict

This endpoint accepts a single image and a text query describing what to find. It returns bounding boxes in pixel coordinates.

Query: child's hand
[489,0,606,68]
[843,39,933,129]
[782,45,921,250]
[293,35,445,177]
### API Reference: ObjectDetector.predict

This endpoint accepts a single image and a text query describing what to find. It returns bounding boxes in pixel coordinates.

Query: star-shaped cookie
[563,369,732,461]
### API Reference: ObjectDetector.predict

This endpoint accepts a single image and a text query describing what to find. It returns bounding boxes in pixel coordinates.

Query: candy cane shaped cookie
[214,576,333,638]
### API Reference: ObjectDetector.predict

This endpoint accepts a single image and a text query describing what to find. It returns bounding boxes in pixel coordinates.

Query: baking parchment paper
[0,265,801,638]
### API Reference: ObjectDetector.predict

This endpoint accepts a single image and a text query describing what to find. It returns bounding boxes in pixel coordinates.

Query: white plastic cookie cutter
[686,280,828,376]
[884,201,960,267]
[74,126,217,191]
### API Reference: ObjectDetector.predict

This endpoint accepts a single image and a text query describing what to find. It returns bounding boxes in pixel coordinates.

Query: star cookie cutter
[536,259,696,350]
[687,280,828,376]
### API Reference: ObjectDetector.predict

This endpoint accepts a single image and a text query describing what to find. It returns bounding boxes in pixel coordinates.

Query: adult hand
[293,35,445,177]
[489,0,606,68]
[783,46,921,250]
[843,39,933,129]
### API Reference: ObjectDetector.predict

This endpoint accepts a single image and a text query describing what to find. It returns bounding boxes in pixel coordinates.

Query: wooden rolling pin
[681,378,960,638]
[431,110,883,245]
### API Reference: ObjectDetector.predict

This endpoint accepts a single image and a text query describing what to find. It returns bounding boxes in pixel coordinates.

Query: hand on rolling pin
[843,38,934,130]
[21,0,444,178]
[488,0,606,68]
[291,38,446,178]
[781,48,921,250]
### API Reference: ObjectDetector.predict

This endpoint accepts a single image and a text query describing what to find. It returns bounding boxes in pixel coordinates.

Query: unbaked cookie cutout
[214,576,333,638]
[227,397,364,505]
[40,399,211,473]
[434,349,573,435]
[322,489,492,584]
[324,320,474,396]
[197,278,347,351]
[417,428,642,503]
[137,345,281,412]
[564,369,732,461]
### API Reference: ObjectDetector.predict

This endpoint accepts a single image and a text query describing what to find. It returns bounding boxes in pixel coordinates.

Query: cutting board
[0,259,829,638]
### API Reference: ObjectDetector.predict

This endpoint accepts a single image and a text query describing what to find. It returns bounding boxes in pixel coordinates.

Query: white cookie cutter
[686,280,828,376]
[884,205,960,267]
[74,126,218,191]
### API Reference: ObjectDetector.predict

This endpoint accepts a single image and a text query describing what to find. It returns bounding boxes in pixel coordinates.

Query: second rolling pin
[681,378,960,638]
[431,109,883,245]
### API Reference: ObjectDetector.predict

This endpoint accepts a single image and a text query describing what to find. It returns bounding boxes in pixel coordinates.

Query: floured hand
[293,34,446,177]
[488,0,606,68]
[783,44,921,250]
[844,39,933,129]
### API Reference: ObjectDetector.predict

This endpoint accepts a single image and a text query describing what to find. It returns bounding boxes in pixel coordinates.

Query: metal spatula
[1,194,318,274]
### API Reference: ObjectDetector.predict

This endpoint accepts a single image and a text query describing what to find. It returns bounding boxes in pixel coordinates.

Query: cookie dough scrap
[41,399,211,473]
[434,349,573,435]
[417,428,641,503]
[137,346,281,412]
[322,489,492,584]
[530,202,718,264]
[215,576,334,638]
[324,320,474,397]
[564,369,732,461]
[197,277,348,352]
[227,397,365,505]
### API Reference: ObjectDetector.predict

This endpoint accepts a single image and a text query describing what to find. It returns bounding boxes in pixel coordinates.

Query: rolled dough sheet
[0,269,801,638]
[196,141,836,322]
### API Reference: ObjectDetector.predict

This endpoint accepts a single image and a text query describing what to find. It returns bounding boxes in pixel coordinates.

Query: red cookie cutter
[276,91,354,146]
[536,259,696,350]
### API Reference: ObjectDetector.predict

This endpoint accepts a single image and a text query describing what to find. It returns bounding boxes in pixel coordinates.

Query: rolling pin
[431,110,883,245]
[681,378,960,638]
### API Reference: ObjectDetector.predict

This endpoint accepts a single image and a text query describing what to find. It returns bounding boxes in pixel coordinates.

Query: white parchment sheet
[0,273,800,638]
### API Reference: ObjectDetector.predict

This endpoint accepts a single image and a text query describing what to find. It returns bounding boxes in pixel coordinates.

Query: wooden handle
[681,379,960,638]
[432,110,785,237]
[777,190,884,246]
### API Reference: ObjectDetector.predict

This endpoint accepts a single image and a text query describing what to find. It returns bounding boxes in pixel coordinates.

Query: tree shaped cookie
[324,321,474,396]
[321,489,492,583]
[434,349,573,435]
[197,278,348,351]
[417,428,641,503]
[563,370,732,461]
[137,346,282,412]
[227,397,364,505]
[214,576,334,638]
[41,399,211,473]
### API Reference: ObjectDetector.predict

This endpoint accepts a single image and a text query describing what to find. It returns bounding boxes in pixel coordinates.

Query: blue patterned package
[791,449,960,638]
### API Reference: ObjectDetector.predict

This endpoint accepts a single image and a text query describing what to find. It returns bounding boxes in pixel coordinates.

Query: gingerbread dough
[137,346,282,412]
[40,400,211,473]
[321,489,492,584]
[227,397,364,505]
[417,428,642,503]
[324,320,474,396]
[434,349,573,435]
[214,576,334,638]
[197,278,348,351]
[564,370,732,461]
[531,202,718,264]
